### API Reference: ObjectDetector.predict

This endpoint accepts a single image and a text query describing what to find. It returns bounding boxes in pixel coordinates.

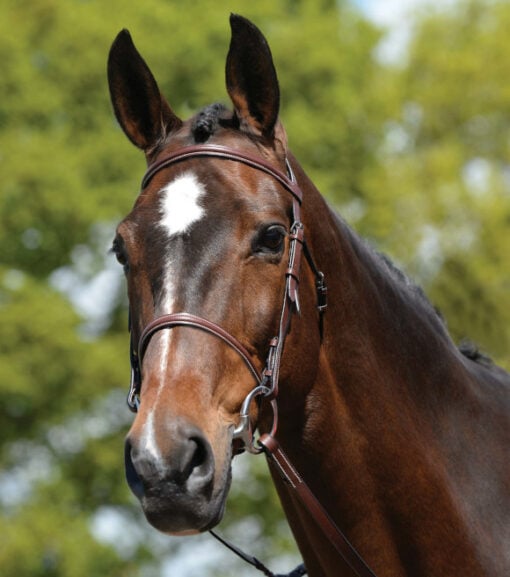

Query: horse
[107,14,510,577]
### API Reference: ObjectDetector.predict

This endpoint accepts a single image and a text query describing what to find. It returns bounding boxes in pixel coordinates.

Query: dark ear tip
[229,13,242,27]
[119,28,132,40]
[111,29,133,51]
[108,30,138,75]
[229,13,257,34]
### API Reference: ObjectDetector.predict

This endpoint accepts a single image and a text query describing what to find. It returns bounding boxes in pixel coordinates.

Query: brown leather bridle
[127,144,327,433]
[125,144,377,577]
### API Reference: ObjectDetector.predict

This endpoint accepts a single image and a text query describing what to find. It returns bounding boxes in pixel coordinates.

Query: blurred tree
[0,0,508,576]
[357,0,510,366]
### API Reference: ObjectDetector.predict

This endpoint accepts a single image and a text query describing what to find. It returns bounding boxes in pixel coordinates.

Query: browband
[141,144,302,204]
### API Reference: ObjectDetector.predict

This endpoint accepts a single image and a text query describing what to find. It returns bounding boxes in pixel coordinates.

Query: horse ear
[226,14,283,144]
[107,30,182,152]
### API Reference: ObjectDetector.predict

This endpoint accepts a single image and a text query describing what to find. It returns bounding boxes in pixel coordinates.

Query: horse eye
[256,225,286,254]
[111,238,129,269]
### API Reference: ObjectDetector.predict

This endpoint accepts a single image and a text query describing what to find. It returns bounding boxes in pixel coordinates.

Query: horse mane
[374,247,495,367]
[375,249,443,319]
[458,339,495,367]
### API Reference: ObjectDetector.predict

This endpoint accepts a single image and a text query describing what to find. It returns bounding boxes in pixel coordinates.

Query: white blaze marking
[159,172,206,237]
[158,171,206,314]
[141,410,164,468]
[141,172,206,467]
[158,327,172,376]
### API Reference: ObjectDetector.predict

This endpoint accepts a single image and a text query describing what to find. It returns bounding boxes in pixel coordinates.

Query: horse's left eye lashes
[111,237,123,255]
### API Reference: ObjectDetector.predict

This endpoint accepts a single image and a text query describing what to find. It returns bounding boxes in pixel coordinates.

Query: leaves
[357,0,510,366]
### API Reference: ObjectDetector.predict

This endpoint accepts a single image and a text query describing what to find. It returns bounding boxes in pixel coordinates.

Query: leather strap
[139,312,262,385]
[259,435,378,577]
[141,144,303,204]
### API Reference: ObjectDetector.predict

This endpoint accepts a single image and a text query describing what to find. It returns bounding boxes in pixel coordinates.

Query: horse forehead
[158,171,206,237]
[155,165,289,234]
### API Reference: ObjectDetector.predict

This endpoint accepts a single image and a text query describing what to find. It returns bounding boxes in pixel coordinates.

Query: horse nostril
[180,433,214,493]
[192,436,208,465]
[124,423,214,500]
[124,439,145,499]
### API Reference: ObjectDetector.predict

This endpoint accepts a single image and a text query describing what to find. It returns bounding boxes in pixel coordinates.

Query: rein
[126,144,377,577]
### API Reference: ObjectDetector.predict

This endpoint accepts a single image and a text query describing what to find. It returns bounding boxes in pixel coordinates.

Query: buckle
[232,385,278,454]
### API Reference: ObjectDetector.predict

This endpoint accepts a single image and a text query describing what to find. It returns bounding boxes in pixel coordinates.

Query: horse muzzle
[124,418,231,534]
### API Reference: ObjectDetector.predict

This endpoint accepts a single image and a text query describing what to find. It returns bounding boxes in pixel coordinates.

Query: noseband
[127,143,327,452]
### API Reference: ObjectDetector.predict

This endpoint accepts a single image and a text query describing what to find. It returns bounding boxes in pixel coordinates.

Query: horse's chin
[143,498,227,536]
[140,463,232,536]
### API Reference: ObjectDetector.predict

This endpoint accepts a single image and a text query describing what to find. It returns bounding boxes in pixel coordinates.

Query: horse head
[108,15,322,535]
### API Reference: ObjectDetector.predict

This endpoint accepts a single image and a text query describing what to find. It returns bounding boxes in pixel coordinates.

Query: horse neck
[292,155,459,411]
[270,157,489,576]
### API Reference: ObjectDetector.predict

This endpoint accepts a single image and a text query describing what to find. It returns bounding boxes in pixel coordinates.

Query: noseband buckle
[232,385,278,454]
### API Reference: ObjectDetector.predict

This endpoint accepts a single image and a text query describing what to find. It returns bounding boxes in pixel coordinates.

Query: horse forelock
[191,103,236,143]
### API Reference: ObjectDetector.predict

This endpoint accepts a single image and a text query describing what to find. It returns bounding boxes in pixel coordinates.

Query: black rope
[209,530,307,577]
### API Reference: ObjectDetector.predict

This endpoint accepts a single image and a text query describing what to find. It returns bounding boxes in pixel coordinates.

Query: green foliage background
[0,0,508,575]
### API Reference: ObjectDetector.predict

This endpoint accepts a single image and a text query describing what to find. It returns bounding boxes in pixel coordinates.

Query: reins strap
[259,435,378,577]
[209,530,306,577]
